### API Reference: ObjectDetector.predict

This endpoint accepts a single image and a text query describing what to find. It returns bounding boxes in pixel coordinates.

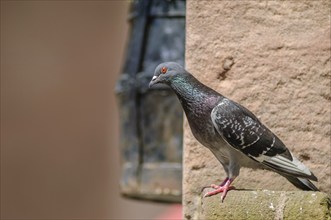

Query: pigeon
[149,62,319,202]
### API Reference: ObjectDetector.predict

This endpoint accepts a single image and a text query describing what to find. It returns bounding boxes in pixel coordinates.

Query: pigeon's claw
[203,178,235,202]
[200,183,221,193]
[203,185,235,199]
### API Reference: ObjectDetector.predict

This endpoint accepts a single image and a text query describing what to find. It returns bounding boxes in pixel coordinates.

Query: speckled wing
[211,98,317,180]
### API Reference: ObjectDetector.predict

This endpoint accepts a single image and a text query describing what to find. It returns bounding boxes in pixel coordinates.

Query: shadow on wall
[1,1,178,219]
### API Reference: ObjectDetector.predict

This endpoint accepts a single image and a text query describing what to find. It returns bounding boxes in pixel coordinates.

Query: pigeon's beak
[149,75,158,88]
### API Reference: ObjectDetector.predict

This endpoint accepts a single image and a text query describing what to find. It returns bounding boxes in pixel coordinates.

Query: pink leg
[201,177,229,191]
[203,178,235,202]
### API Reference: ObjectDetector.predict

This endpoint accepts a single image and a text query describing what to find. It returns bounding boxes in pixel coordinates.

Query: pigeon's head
[149,62,186,88]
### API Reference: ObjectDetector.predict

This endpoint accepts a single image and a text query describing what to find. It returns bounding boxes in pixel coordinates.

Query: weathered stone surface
[199,191,330,220]
[184,0,330,219]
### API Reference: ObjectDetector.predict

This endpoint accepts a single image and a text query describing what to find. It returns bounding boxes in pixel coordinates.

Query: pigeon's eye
[161,66,168,74]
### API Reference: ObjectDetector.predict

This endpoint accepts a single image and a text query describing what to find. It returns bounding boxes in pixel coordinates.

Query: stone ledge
[198,190,330,220]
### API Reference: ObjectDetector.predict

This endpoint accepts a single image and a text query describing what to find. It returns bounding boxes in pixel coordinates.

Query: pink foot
[203,178,235,202]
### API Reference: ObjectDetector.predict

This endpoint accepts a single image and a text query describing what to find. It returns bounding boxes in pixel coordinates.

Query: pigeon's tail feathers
[261,153,317,181]
[283,175,319,191]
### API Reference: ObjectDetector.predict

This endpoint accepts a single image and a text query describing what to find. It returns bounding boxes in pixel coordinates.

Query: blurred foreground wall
[1,1,170,219]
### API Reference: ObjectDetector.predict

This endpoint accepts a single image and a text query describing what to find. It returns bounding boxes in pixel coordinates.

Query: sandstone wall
[184,1,330,219]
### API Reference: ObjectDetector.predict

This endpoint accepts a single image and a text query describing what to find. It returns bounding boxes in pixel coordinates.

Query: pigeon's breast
[181,96,221,147]
[188,114,236,165]
[186,112,220,148]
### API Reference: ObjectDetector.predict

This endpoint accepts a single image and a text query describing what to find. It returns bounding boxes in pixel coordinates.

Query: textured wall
[200,191,330,220]
[184,1,330,219]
